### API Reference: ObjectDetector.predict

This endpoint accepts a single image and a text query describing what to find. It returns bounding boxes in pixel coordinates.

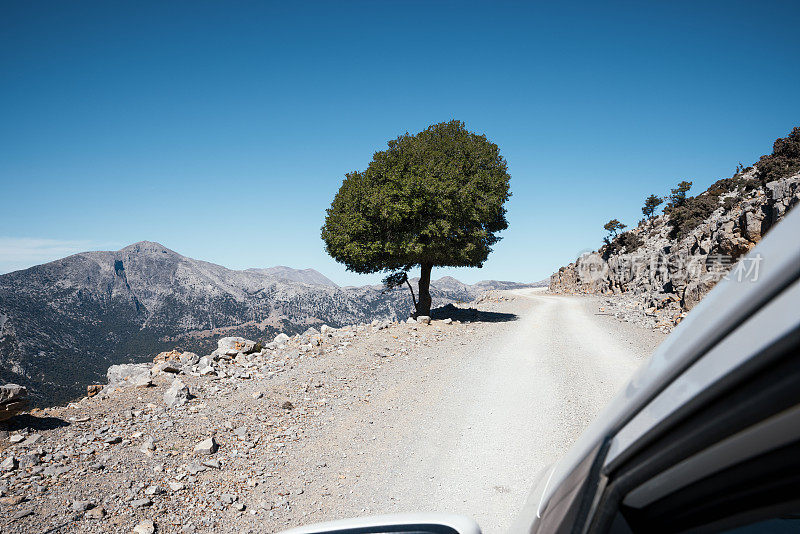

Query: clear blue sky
[1,1,798,285]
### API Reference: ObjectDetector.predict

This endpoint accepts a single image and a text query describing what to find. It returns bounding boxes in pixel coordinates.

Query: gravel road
[0,290,665,534]
[283,289,665,533]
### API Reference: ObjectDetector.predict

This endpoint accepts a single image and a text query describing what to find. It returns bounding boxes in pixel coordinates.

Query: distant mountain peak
[118,241,180,256]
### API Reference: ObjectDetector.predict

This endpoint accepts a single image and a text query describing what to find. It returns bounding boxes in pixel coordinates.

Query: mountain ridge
[0,241,533,406]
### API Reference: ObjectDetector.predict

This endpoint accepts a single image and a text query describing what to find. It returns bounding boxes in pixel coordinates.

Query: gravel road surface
[284,289,665,533]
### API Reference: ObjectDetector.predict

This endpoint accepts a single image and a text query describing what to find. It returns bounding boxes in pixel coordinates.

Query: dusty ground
[0,290,665,533]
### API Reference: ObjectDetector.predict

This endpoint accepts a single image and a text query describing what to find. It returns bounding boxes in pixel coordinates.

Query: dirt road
[283,290,665,533]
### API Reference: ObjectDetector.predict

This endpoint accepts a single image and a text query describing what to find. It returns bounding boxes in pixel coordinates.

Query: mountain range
[0,241,534,406]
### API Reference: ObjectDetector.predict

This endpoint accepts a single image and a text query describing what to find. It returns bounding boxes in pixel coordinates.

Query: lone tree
[603,219,627,244]
[642,194,664,218]
[321,120,511,317]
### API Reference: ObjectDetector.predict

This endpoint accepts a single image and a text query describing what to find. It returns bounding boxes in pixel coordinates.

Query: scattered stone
[133,519,156,533]
[140,436,156,453]
[416,315,431,325]
[21,433,42,446]
[194,437,218,455]
[87,384,103,397]
[72,500,94,512]
[9,434,25,444]
[251,391,263,400]
[0,495,24,505]
[144,485,163,496]
[86,507,105,519]
[186,462,206,475]
[131,498,152,508]
[104,436,122,445]
[201,458,221,469]
[11,509,33,520]
[281,401,294,410]
[443,318,453,324]
[168,481,185,492]
[1,456,17,472]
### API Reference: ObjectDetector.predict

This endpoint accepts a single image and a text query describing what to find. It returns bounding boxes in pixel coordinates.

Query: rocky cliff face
[0,243,529,406]
[550,167,800,331]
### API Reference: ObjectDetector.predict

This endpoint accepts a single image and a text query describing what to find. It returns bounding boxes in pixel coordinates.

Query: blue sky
[1,1,798,285]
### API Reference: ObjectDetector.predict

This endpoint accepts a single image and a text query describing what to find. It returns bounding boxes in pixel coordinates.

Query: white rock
[1,456,17,472]
[140,436,156,453]
[416,315,431,324]
[164,378,189,407]
[133,519,156,534]
[194,437,218,455]
[218,336,256,353]
[106,364,150,386]
[180,351,200,365]
[274,333,290,345]
[443,318,453,324]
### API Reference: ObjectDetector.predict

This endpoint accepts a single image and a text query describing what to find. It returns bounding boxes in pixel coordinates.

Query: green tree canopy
[642,194,664,218]
[603,219,626,244]
[321,120,511,316]
[668,180,693,208]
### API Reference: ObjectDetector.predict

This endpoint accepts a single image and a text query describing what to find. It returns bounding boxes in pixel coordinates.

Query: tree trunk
[416,262,433,317]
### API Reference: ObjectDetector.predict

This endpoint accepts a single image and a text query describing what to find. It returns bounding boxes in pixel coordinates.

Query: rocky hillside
[0,300,509,533]
[0,243,530,407]
[551,128,800,331]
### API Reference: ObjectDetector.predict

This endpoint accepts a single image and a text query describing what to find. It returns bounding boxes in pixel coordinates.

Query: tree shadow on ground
[431,303,518,323]
[1,414,70,432]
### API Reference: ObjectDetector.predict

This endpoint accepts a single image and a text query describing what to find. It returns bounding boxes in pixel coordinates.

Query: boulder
[416,315,431,325]
[179,351,200,365]
[0,384,28,422]
[164,378,190,407]
[217,336,256,354]
[161,360,182,374]
[106,364,151,386]
[274,333,290,345]
[86,384,103,397]
[153,350,182,363]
